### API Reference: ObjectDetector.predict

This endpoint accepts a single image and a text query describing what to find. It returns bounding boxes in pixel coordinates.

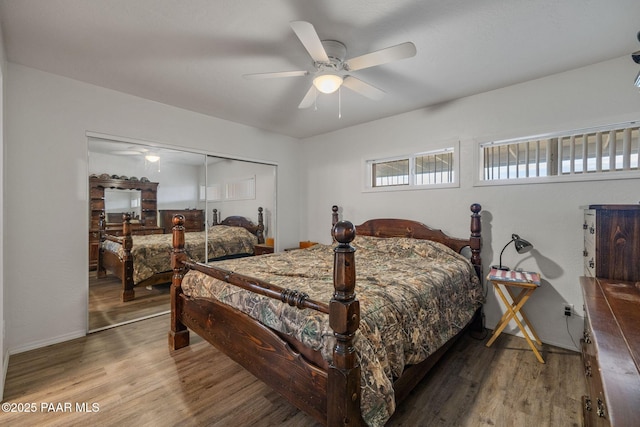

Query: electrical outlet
[564,304,573,316]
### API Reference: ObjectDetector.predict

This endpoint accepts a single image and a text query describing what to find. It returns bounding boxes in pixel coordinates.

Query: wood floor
[3,315,585,427]
[88,272,170,331]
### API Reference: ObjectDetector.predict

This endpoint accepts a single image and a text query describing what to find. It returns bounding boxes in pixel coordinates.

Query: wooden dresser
[580,277,640,426]
[159,209,204,233]
[581,204,640,426]
[89,175,159,270]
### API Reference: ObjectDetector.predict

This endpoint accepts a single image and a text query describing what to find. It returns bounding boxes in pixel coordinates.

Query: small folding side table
[485,268,545,363]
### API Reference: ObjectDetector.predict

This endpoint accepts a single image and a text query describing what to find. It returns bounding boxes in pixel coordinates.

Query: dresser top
[587,204,640,211]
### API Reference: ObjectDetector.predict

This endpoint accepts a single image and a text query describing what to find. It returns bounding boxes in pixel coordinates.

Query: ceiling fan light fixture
[313,74,343,94]
[145,154,160,163]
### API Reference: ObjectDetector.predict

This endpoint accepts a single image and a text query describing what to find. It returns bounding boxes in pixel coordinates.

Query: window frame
[475,121,640,187]
[363,141,460,193]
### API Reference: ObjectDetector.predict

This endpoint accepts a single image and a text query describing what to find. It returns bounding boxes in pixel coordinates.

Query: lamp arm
[498,239,514,269]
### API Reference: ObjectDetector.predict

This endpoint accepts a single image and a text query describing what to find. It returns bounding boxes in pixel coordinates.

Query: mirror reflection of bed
[88,137,277,332]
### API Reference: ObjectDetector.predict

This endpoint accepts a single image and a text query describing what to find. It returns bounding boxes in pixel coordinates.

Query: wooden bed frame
[97,207,265,302]
[168,204,482,426]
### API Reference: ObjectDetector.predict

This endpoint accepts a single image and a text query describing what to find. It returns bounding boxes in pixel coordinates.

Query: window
[200,177,255,201]
[372,159,409,187]
[200,184,222,201]
[225,176,255,200]
[480,122,640,182]
[365,144,458,191]
[415,150,455,185]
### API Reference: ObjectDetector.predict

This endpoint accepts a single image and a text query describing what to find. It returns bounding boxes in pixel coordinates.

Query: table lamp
[492,233,533,271]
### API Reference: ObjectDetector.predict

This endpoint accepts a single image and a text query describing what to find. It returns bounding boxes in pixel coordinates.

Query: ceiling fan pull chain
[338,87,342,119]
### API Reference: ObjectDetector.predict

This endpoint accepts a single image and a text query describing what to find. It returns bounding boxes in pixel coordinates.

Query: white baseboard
[9,329,86,356]
[484,315,581,353]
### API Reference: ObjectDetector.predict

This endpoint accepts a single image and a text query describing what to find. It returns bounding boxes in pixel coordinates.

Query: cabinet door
[583,210,596,277]
[596,209,640,282]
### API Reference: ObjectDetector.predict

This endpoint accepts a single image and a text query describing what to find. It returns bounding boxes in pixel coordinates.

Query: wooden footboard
[168,204,482,426]
[177,291,329,423]
[98,208,266,302]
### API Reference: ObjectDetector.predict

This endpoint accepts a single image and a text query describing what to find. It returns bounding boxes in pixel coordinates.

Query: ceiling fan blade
[344,42,416,71]
[243,70,308,79]
[298,85,318,109]
[342,76,385,100]
[290,21,330,63]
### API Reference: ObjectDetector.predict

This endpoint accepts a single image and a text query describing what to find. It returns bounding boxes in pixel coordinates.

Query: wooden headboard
[211,207,265,244]
[332,204,482,279]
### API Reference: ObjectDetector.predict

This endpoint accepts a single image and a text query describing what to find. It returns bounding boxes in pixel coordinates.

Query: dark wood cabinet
[89,175,159,270]
[159,209,204,233]
[580,276,640,426]
[583,204,640,282]
[253,244,274,255]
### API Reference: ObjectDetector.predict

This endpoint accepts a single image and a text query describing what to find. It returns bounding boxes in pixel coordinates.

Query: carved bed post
[328,221,364,426]
[331,205,339,241]
[212,209,219,226]
[121,212,135,302]
[97,212,106,278]
[169,214,190,350]
[469,203,482,280]
[256,207,265,244]
[469,203,484,333]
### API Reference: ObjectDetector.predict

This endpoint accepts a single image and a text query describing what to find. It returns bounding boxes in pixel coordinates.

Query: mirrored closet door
[87,137,276,332]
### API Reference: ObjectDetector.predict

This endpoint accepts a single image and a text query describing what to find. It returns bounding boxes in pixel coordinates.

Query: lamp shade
[313,74,343,94]
[513,234,533,254]
[145,154,160,163]
[493,233,534,270]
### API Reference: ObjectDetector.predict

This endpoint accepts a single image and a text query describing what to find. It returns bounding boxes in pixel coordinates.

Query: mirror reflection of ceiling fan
[111,145,161,162]
[243,21,417,108]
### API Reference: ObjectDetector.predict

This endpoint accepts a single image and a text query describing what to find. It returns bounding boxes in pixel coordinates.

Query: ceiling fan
[243,21,417,109]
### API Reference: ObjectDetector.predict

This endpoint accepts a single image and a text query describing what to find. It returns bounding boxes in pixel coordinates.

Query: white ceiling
[1,0,639,139]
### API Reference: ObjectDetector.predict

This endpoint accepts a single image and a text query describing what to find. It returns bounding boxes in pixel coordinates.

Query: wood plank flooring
[88,272,170,331]
[3,315,585,426]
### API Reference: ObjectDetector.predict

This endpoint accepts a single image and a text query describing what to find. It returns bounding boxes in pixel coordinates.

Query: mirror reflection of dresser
[159,209,204,233]
[89,175,162,270]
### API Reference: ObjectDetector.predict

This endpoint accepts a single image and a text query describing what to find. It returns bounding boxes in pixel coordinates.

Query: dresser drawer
[581,276,640,427]
[582,351,609,426]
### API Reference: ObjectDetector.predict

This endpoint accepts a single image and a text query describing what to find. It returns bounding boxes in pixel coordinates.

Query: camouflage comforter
[181,235,483,427]
[101,225,258,285]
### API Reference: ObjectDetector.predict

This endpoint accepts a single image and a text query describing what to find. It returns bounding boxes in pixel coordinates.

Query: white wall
[4,63,300,354]
[300,56,640,351]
